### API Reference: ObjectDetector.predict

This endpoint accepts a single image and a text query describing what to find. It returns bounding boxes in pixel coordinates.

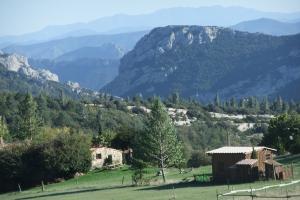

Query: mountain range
[3,31,146,60]
[232,18,300,36]
[1,6,300,47]
[2,32,146,90]
[103,25,300,101]
[1,6,300,100]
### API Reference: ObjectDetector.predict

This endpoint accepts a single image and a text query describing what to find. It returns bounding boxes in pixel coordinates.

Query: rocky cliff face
[0,53,59,82]
[103,25,300,101]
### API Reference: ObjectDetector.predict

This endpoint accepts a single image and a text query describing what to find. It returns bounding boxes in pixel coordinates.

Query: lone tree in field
[138,98,184,183]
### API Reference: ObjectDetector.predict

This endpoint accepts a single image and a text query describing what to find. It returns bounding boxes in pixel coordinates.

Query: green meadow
[1,155,299,200]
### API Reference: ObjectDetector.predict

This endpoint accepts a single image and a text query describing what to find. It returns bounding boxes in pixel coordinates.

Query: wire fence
[217,179,300,200]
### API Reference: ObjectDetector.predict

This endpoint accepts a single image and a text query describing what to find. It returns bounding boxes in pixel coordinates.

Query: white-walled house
[90,147,123,169]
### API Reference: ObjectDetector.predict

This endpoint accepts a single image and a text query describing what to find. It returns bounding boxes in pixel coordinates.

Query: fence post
[273,164,276,180]
[250,186,254,200]
[172,186,176,199]
[291,162,294,180]
[18,183,22,193]
[122,176,125,185]
[41,181,45,192]
[227,179,230,190]
[216,189,219,200]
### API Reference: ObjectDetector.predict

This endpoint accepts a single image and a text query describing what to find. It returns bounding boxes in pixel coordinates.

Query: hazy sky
[0,0,300,36]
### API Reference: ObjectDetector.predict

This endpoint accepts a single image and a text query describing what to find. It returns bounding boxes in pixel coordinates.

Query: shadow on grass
[136,181,217,191]
[15,185,132,200]
[136,179,264,191]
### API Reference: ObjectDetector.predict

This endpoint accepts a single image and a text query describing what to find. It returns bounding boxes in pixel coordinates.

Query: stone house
[90,147,123,169]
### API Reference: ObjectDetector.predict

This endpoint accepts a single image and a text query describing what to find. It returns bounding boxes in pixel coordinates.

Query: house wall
[212,153,246,182]
[211,149,274,182]
[91,147,123,169]
[256,149,273,172]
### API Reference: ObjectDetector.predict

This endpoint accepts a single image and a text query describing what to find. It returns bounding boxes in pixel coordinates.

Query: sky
[0,0,300,36]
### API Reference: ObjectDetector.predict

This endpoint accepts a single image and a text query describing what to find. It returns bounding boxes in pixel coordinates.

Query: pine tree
[171,92,180,105]
[261,96,270,113]
[282,102,290,113]
[137,98,184,183]
[0,116,9,146]
[274,96,283,113]
[239,98,246,109]
[18,94,41,140]
[214,93,221,107]
[230,97,237,109]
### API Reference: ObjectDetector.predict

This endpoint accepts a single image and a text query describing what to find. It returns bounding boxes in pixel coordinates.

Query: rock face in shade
[103,25,300,101]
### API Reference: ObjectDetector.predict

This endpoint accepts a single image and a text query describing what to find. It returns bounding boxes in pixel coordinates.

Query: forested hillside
[103,25,300,101]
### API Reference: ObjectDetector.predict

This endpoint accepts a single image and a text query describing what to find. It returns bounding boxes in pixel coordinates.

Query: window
[96,153,102,159]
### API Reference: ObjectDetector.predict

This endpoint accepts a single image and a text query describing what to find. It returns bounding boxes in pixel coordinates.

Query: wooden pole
[172,186,176,199]
[122,176,125,185]
[291,162,294,180]
[250,186,254,200]
[216,189,219,200]
[273,164,276,180]
[18,184,22,193]
[41,181,45,192]
[227,179,230,190]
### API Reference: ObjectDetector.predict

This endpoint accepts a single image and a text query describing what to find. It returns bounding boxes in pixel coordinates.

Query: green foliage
[135,98,184,182]
[0,143,29,192]
[187,151,211,168]
[42,133,92,178]
[92,129,117,147]
[17,94,42,140]
[0,116,9,145]
[0,133,91,193]
[261,114,300,154]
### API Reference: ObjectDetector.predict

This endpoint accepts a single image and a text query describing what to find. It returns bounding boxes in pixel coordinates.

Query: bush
[0,133,92,193]
[187,151,211,168]
[42,133,92,179]
[0,143,28,192]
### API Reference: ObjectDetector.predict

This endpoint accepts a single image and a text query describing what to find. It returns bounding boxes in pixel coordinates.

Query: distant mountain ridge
[103,25,300,101]
[232,18,300,35]
[55,43,125,62]
[1,6,300,47]
[3,31,147,60]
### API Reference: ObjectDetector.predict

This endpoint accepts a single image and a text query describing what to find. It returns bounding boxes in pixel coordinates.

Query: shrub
[187,151,211,168]
[42,133,92,179]
[0,133,92,193]
[0,143,29,192]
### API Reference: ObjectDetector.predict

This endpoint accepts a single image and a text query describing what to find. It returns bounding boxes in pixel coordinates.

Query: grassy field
[1,155,299,200]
